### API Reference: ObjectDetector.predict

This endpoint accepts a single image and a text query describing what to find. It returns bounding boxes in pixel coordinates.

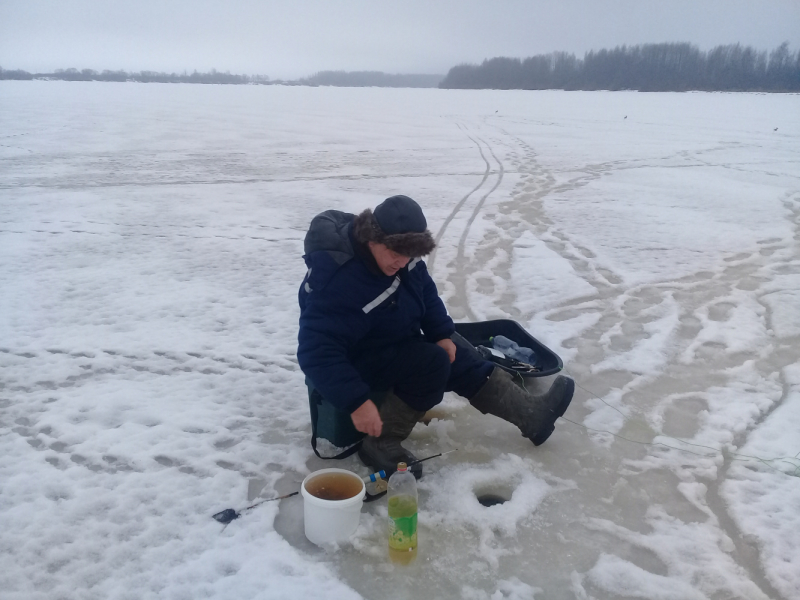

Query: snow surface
[1,81,799,600]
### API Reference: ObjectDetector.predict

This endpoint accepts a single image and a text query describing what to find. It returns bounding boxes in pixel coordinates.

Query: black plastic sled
[453,319,563,378]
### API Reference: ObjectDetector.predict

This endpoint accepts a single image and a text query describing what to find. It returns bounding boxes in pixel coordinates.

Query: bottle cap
[397,462,407,471]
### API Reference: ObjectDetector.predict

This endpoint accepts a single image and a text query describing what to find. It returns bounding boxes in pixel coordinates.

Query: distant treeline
[300,71,442,88]
[0,67,270,84]
[0,67,444,87]
[440,42,800,91]
[4,42,798,91]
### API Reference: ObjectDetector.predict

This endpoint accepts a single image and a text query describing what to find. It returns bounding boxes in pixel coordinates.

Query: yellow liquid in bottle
[388,495,417,564]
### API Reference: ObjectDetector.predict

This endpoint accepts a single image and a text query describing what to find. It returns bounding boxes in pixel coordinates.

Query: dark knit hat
[352,195,436,257]
[374,195,427,235]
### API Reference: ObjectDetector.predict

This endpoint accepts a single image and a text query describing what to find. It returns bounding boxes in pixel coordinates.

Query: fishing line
[565,369,628,420]
[559,369,800,472]
[514,370,800,478]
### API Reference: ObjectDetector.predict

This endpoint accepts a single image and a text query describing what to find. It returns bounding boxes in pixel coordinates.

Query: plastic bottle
[491,335,537,365]
[387,462,418,564]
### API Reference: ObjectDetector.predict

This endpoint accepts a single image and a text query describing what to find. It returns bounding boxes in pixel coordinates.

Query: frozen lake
[1,81,799,600]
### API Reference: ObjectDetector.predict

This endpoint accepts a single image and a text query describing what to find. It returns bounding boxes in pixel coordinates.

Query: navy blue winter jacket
[298,210,454,414]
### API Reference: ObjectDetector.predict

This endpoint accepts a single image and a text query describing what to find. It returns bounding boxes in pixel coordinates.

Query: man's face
[368,242,411,276]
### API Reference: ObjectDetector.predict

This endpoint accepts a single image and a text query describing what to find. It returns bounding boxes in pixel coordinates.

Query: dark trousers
[353,335,495,412]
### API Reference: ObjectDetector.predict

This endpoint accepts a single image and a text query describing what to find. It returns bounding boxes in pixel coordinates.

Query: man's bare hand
[437,338,457,363]
[351,400,382,437]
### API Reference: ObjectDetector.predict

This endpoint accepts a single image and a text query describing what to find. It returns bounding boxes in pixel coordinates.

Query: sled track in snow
[452,137,505,322]
[430,123,505,321]
[457,140,505,266]
[428,126,492,275]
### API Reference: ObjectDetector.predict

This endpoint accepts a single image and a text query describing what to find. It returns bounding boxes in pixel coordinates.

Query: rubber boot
[358,391,426,479]
[469,367,574,446]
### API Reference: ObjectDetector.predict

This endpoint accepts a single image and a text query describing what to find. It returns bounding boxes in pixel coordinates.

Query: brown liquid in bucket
[305,472,362,501]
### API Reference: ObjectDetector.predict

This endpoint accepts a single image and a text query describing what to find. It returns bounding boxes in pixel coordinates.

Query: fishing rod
[408,449,457,467]
[212,491,301,525]
[212,449,457,524]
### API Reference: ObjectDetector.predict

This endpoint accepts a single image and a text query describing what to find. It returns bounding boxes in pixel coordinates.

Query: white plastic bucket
[301,468,365,546]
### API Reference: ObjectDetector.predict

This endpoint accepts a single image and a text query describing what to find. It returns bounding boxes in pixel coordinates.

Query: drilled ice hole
[474,482,515,507]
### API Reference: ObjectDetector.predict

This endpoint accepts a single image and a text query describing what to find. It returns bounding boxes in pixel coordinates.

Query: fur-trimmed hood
[352,209,436,257]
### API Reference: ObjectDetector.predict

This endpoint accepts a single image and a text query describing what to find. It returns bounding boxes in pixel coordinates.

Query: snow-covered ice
[1,81,798,599]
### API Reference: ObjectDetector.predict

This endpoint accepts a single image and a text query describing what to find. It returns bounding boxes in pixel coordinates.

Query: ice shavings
[419,454,571,569]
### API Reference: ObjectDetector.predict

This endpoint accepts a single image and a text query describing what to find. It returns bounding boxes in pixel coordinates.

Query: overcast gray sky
[2,0,799,79]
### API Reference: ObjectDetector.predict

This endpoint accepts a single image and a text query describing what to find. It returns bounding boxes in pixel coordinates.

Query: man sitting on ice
[297,195,574,478]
